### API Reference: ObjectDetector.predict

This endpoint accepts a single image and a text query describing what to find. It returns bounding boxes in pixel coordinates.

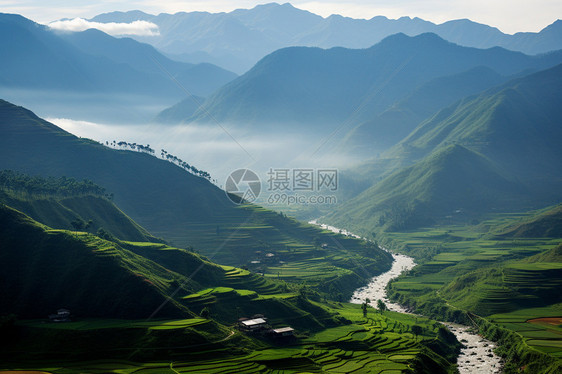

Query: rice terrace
[1,1,562,373]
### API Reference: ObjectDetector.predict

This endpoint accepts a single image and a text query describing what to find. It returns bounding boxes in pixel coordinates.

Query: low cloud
[48,18,159,36]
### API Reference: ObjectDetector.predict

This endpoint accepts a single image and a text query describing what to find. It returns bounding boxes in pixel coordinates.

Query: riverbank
[310,220,504,373]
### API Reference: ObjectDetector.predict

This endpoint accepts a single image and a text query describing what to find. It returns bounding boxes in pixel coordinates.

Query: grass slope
[440,244,562,316]
[0,204,189,319]
[331,63,562,232]
[500,204,562,238]
[2,302,460,373]
[0,205,458,372]
[393,63,562,182]
[0,188,159,243]
[342,65,507,155]
[375,214,562,371]
[0,99,393,295]
[0,201,345,332]
[327,144,525,232]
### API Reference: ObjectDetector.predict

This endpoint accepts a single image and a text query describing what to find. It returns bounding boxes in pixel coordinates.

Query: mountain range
[325,62,562,232]
[0,12,236,121]
[0,99,392,292]
[87,3,562,73]
[160,32,562,160]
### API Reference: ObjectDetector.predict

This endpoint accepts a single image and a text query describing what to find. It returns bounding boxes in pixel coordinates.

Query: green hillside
[374,208,562,371]
[389,63,562,183]
[0,202,339,329]
[440,244,562,316]
[0,99,393,298]
[499,204,562,238]
[341,66,506,155]
[0,170,160,242]
[0,204,189,319]
[327,144,526,232]
[330,63,562,232]
[2,302,460,373]
[0,203,459,372]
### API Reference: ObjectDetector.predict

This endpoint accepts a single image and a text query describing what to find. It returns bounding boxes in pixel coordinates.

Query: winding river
[310,220,503,373]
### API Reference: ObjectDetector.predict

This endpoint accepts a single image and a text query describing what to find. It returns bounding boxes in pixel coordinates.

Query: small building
[239,317,268,332]
[271,327,294,337]
[49,309,71,322]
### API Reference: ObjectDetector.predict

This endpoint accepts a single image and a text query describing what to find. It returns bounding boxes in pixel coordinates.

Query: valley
[1,2,562,373]
[0,187,460,373]
[316,221,503,373]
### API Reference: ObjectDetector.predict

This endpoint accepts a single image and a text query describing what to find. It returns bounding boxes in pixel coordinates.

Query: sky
[0,0,560,34]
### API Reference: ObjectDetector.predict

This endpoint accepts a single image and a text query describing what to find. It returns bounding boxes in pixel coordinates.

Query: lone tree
[377,299,387,313]
[200,307,210,319]
[411,325,423,342]
[361,301,369,318]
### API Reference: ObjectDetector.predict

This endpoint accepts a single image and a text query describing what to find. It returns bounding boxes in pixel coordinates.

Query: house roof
[241,318,267,326]
[273,327,294,334]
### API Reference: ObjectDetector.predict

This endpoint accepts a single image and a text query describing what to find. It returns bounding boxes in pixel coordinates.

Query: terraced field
[5,304,448,374]
[19,318,209,331]
[163,205,394,297]
[489,304,562,357]
[379,212,562,366]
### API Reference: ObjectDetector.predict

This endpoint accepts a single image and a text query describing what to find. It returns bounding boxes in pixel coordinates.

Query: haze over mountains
[86,2,562,73]
[3,2,560,233]
[0,13,236,122]
[0,99,393,285]
[164,32,562,161]
[2,2,562,372]
[326,62,562,232]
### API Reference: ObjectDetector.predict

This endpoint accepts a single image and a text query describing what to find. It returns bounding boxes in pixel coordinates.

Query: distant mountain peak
[254,2,296,9]
[376,32,450,48]
[89,10,154,23]
[543,19,562,31]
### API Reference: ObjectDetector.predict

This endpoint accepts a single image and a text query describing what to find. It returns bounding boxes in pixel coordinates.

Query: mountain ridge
[0,12,236,101]
[86,3,562,73]
[174,32,562,152]
[325,63,562,232]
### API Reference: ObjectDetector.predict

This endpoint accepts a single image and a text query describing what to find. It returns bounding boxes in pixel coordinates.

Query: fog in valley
[49,115,364,194]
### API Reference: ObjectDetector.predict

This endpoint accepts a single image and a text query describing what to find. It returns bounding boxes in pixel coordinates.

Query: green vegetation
[2,303,460,373]
[343,65,506,155]
[498,204,562,238]
[328,144,525,232]
[0,170,160,242]
[0,203,459,373]
[0,99,393,296]
[0,170,109,198]
[365,210,562,372]
[329,63,562,232]
[0,204,191,319]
